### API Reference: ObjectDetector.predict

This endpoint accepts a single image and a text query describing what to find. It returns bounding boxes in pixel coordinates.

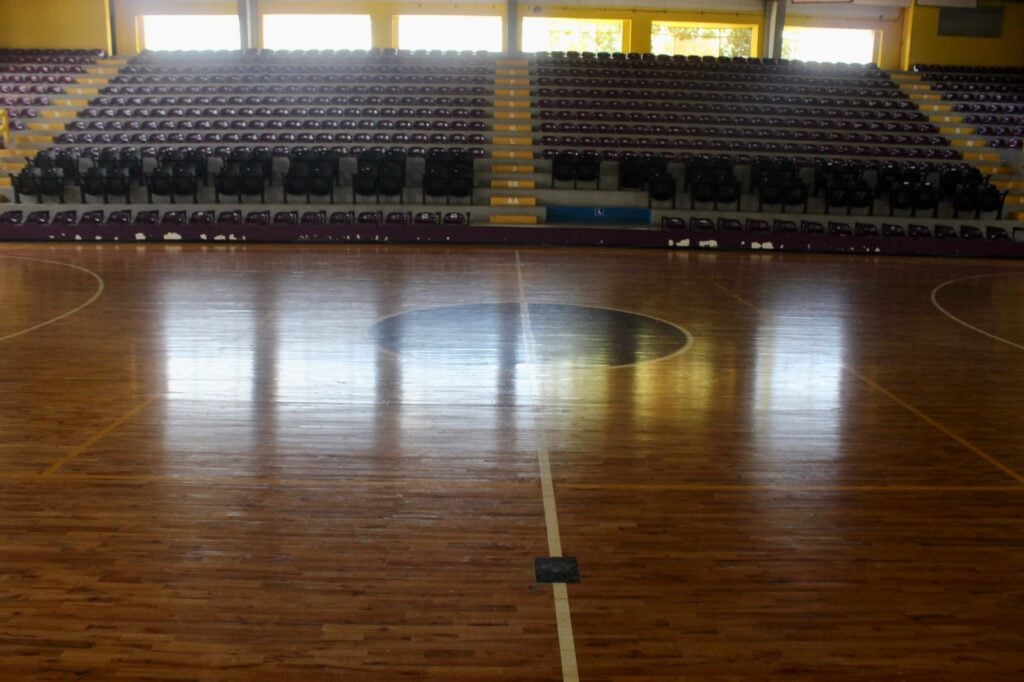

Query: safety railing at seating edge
[0,108,8,148]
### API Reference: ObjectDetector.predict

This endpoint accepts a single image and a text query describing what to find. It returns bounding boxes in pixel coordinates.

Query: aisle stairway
[892,71,1024,220]
[487,58,542,225]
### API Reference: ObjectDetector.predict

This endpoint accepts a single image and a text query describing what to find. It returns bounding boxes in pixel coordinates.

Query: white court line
[930,272,1024,352]
[514,250,580,682]
[0,255,105,343]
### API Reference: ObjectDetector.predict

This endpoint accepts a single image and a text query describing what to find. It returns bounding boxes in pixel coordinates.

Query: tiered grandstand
[2,47,1023,254]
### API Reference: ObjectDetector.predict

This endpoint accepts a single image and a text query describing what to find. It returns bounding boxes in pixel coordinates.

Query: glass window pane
[782,27,877,64]
[396,16,503,52]
[142,15,241,51]
[521,18,624,54]
[651,22,753,58]
[263,14,372,51]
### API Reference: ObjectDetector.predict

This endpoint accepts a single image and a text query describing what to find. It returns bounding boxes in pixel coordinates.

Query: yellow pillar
[371,8,393,48]
[629,18,651,54]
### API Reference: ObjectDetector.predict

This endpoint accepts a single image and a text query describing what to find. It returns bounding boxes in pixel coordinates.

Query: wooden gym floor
[1,243,1023,681]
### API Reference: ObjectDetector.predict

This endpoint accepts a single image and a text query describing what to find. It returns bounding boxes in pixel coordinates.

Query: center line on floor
[515,250,580,682]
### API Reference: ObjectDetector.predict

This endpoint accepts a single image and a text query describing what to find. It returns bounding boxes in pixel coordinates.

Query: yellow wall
[784,12,905,71]
[0,0,111,52]
[902,2,1024,69]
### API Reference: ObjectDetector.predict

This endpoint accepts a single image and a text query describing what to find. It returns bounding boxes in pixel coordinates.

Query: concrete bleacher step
[490,179,536,189]
[490,196,537,207]
[489,213,539,225]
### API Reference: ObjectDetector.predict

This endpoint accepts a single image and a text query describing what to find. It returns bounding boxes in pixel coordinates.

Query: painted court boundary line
[706,277,1024,487]
[515,250,580,682]
[930,272,1024,353]
[0,255,105,343]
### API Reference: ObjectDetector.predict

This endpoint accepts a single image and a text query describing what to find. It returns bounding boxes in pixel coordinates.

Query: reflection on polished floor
[1,243,1023,680]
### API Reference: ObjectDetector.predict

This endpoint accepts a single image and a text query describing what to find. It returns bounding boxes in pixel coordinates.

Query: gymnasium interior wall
[0,0,1022,70]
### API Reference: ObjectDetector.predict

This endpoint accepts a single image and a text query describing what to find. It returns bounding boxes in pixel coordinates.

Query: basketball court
[1,243,1023,679]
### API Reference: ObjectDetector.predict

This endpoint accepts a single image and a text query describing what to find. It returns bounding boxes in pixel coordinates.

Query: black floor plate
[535,557,581,584]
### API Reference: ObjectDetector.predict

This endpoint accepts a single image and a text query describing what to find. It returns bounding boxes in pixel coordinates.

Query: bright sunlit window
[396,16,503,52]
[782,27,877,64]
[263,14,371,50]
[142,15,241,51]
[522,18,624,54]
[651,22,754,58]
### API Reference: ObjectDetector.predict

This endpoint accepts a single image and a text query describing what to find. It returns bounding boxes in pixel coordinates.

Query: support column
[507,0,519,54]
[239,0,258,50]
[764,0,787,60]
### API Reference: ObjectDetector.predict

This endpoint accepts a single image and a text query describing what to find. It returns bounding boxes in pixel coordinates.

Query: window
[142,15,241,51]
[521,18,624,54]
[782,27,877,64]
[651,22,754,58]
[396,16,503,52]
[262,14,372,50]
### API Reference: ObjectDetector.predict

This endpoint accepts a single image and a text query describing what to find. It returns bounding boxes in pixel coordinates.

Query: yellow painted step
[940,126,975,136]
[0,176,11,187]
[76,78,109,86]
[494,79,529,86]
[67,87,100,96]
[494,99,531,108]
[929,114,964,124]
[20,135,54,144]
[964,151,1001,162]
[492,136,533,146]
[493,150,534,160]
[85,66,119,75]
[991,180,1024,190]
[491,179,536,189]
[1,161,25,172]
[976,164,1012,175]
[27,122,67,132]
[1004,195,1024,205]
[494,124,532,133]
[490,214,538,225]
[495,111,531,120]
[491,164,535,174]
[490,196,537,207]
[496,59,529,67]
[952,138,987,148]
[918,103,953,112]
[42,110,76,120]
[54,98,89,107]
[891,73,922,81]
[495,89,530,97]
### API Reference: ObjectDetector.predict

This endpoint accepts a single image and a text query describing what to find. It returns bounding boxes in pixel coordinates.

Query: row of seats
[111,74,493,86]
[56,132,490,147]
[535,52,883,74]
[78,106,490,121]
[661,215,1015,241]
[540,117,937,134]
[0,208,471,228]
[542,139,959,160]
[101,85,491,97]
[0,74,76,84]
[535,68,895,90]
[537,79,904,100]
[0,49,102,61]
[539,103,927,122]
[69,118,490,131]
[540,124,944,146]
[91,95,490,107]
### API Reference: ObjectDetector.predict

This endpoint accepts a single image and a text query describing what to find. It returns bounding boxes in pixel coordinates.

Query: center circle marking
[370,303,691,367]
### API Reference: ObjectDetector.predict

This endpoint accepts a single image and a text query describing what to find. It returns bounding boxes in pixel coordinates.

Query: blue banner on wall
[546,206,652,225]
